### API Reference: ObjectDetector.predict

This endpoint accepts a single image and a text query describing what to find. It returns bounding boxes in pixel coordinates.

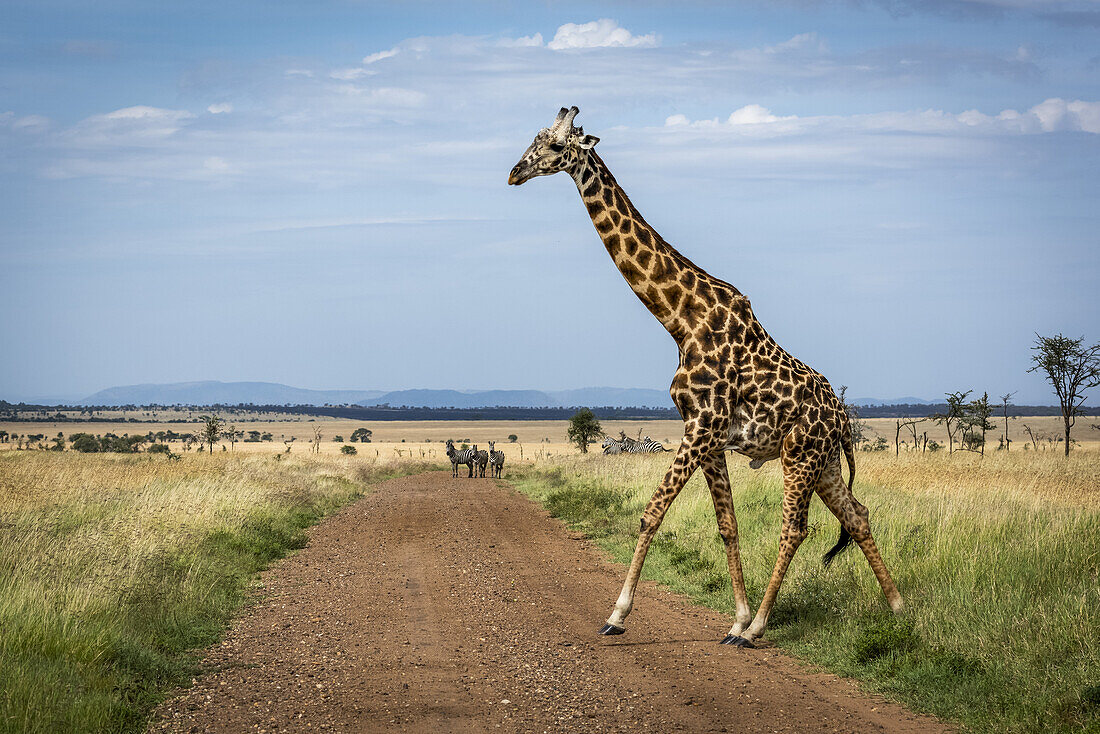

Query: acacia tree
[1028,333,1100,456]
[933,390,971,454]
[567,408,602,454]
[224,424,241,451]
[199,414,223,454]
[962,392,996,456]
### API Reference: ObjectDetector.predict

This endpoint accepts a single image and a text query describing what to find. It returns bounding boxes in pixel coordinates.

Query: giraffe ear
[577,134,600,150]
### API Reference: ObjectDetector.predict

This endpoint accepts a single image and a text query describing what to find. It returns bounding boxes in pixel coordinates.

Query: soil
[150,471,949,733]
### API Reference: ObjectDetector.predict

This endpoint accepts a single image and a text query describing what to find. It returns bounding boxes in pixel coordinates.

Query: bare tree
[1021,423,1043,451]
[838,386,868,449]
[896,417,928,456]
[999,392,1016,451]
[1028,333,1100,456]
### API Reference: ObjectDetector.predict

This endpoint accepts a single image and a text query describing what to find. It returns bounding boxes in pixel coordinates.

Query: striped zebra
[472,444,489,478]
[622,435,668,454]
[601,436,623,455]
[446,439,476,478]
[488,441,505,478]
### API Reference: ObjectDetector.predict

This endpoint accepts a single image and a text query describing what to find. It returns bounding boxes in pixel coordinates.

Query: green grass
[0,451,442,734]
[510,452,1100,733]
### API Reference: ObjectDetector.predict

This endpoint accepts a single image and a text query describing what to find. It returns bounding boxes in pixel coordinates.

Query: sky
[1,0,1098,404]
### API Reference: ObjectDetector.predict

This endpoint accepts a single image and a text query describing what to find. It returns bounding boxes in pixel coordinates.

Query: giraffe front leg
[700,451,753,640]
[600,432,707,635]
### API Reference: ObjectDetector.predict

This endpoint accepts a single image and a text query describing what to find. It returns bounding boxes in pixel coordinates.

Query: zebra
[621,435,668,454]
[472,444,489,478]
[488,441,505,478]
[601,436,623,455]
[446,439,476,478]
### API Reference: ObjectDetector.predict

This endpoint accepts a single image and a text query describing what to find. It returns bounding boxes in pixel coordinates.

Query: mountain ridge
[67,381,935,409]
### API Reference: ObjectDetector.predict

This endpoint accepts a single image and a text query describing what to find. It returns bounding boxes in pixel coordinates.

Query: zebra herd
[446,439,505,478]
[601,432,668,455]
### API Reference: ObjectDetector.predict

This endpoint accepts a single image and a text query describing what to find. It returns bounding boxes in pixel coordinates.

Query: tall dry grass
[0,450,440,734]
[510,449,1100,733]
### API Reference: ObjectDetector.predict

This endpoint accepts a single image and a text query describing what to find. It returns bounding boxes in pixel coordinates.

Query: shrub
[70,433,101,453]
[340,445,357,455]
[147,443,171,454]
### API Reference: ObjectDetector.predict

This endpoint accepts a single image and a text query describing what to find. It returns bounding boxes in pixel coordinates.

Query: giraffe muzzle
[507,164,531,186]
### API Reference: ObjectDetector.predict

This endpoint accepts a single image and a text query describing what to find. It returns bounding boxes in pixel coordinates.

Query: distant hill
[74,382,676,409]
[79,381,385,407]
[364,387,675,409]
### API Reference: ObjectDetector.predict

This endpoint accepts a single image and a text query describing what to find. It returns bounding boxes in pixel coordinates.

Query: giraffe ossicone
[510,106,904,647]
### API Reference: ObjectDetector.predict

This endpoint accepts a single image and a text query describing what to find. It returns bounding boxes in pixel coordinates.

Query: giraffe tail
[823,413,858,568]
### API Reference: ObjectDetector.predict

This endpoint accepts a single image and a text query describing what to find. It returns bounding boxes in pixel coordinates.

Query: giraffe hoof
[719,635,756,648]
[598,623,626,636]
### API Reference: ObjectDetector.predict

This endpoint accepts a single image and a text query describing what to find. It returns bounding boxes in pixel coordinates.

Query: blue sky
[1,0,1098,404]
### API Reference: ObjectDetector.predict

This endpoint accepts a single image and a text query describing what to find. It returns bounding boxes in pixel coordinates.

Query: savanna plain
[0,417,1098,733]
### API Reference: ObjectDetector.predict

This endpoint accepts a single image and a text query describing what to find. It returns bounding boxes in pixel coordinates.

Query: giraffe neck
[570,151,707,338]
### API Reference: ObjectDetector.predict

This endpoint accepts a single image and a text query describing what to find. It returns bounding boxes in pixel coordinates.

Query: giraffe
[508,106,903,648]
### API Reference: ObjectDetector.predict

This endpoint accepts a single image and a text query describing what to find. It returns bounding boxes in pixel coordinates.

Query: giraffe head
[508,106,600,185]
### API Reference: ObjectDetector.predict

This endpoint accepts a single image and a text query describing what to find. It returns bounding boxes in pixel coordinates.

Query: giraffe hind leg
[816,457,904,614]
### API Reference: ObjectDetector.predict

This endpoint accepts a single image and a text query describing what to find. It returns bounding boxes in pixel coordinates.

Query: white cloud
[499,33,543,48]
[329,86,427,107]
[363,48,399,64]
[727,104,795,125]
[329,67,378,80]
[99,106,188,123]
[203,156,231,173]
[661,98,1100,136]
[206,103,233,114]
[766,32,828,54]
[1,113,50,132]
[547,19,657,50]
[68,106,194,146]
[1028,97,1100,132]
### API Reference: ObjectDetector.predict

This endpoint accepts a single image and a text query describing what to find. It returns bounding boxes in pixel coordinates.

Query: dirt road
[151,472,947,733]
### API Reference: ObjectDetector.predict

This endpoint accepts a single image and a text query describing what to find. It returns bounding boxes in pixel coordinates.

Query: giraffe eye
[548,142,564,153]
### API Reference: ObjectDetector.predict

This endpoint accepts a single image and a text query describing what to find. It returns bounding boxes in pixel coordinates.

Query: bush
[147,443,171,454]
[961,432,985,451]
[340,445,357,455]
[70,433,101,453]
